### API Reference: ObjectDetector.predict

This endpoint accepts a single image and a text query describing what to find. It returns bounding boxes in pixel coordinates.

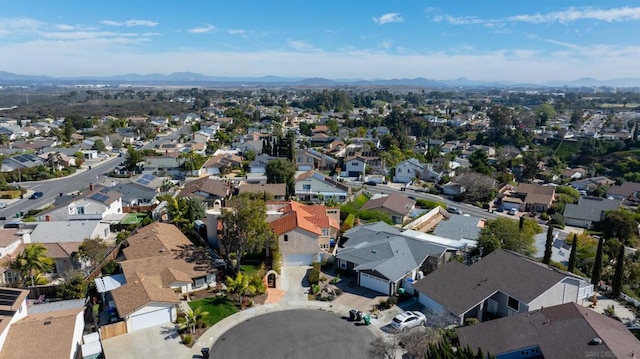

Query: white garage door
[130,307,172,332]
[284,254,314,266]
[360,272,389,295]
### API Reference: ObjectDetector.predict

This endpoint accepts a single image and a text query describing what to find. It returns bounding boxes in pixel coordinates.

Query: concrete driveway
[102,323,189,359]
[281,265,311,303]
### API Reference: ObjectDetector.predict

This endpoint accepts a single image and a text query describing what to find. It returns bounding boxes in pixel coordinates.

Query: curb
[187,300,387,357]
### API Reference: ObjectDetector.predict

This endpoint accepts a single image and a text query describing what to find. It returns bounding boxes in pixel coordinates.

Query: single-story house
[360,193,416,225]
[336,222,449,295]
[458,302,640,359]
[413,249,593,326]
[238,183,287,201]
[111,223,217,332]
[606,181,640,201]
[563,196,622,229]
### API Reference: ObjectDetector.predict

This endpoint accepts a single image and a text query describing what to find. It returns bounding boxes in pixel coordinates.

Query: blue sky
[1,1,639,82]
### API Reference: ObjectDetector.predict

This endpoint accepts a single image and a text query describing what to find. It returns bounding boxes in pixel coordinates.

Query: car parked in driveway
[391,311,426,332]
[508,208,518,215]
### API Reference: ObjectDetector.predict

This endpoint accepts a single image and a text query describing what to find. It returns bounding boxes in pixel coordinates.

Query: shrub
[182,334,193,345]
[271,247,282,274]
[334,288,343,295]
[320,276,327,283]
[386,296,398,307]
[464,318,479,326]
[309,262,321,284]
[540,212,549,221]
[101,260,119,275]
[312,284,320,294]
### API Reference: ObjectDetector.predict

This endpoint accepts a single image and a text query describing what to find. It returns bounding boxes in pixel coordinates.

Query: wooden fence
[123,204,157,213]
[99,321,128,340]
[84,241,124,282]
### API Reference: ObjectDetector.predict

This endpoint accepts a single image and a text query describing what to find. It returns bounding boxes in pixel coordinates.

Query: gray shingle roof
[563,197,621,222]
[458,302,640,359]
[338,222,447,282]
[413,250,576,316]
[432,215,482,241]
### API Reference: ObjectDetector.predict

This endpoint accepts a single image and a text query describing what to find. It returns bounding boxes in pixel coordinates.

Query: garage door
[130,307,172,332]
[284,253,314,266]
[359,272,390,295]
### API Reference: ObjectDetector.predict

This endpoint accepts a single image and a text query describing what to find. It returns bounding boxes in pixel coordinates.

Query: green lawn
[240,263,262,277]
[188,296,238,326]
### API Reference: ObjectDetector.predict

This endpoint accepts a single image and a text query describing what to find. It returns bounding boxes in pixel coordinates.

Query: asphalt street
[356,182,500,221]
[0,125,189,221]
[208,309,377,359]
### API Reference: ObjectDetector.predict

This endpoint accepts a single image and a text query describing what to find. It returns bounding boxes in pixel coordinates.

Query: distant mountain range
[0,70,639,89]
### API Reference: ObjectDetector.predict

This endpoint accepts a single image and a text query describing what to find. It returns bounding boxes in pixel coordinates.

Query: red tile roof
[269,201,338,236]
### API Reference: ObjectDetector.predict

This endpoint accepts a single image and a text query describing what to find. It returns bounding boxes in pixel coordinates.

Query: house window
[303,184,311,191]
[321,228,329,236]
[507,296,519,311]
[194,277,206,287]
[284,234,288,242]
[340,260,347,269]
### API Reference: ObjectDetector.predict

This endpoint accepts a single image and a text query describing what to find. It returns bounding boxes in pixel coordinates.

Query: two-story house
[295,148,338,172]
[394,158,425,184]
[344,156,367,179]
[268,201,340,265]
[37,187,123,221]
[294,170,349,203]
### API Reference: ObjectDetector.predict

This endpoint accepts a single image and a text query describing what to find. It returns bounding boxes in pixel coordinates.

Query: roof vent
[43,321,51,325]
[589,338,603,346]
[371,249,377,253]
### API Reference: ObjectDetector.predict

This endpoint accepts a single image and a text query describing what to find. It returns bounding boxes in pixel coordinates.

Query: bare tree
[368,336,398,359]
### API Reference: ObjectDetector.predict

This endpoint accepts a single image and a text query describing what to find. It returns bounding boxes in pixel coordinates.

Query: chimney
[89,183,94,191]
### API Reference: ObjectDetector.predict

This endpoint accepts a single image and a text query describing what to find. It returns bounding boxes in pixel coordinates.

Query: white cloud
[545,39,580,49]
[287,40,318,51]
[226,29,245,35]
[100,19,158,27]
[372,13,403,25]
[55,24,76,31]
[432,15,486,25]
[188,24,216,34]
[378,40,393,49]
[509,6,640,24]
[0,17,43,36]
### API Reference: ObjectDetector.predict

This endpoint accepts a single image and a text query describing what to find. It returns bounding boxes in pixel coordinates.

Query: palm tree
[178,307,209,333]
[10,244,54,288]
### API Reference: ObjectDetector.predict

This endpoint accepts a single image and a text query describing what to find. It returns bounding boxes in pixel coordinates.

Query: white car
[0,202,7,209]
[508,208,518,215]
[390,311,426,331]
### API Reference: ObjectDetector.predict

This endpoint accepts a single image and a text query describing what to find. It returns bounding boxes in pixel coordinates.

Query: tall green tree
[265,158,296,199]
[9,244,54,288]
[219,195,276,273]
[602,210,639,245]
[591,237,604,286]
[542,226,554,265]
[469,149,492,175]
[78,237,110,269]
[478,217,541,257]
[56,273,89,299]
[611,245,625,297]
[567,233,578,273]
[124,145,143,172]
[92,139,107,153]
[165,196,206,233]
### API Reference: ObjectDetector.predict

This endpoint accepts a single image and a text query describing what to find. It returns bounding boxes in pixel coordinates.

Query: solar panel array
[135,174,157,186]
[91,192,110,203]
[0,289,21,308]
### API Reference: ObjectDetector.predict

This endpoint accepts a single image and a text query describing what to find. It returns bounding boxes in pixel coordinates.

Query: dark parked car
[446,206,462,215]
[364,181,377,186]
[29,191,44,199]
